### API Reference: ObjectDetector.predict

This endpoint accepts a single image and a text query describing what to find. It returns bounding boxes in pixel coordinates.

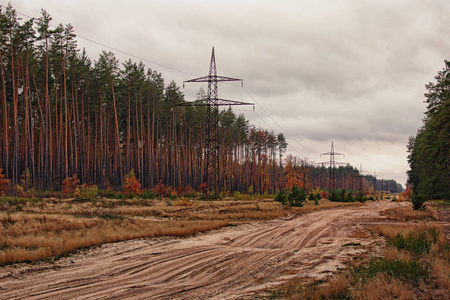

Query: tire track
[0,200,410,299]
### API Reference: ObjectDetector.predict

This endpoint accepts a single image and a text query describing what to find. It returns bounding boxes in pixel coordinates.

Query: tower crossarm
[184,76,243,83]
[175,98,253,107]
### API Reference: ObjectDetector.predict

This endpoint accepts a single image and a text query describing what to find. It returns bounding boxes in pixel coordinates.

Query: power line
[252,110,306,158]
[15,9,318,161]
[16,11,199,78]
[242,86,320,157]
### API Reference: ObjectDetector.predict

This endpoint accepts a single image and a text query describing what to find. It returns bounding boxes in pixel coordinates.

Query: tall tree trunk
[111,80,123,188]
[0,52,9,179]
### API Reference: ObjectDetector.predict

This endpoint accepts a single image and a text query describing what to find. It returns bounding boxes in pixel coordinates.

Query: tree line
[0,4,402,195]
[407,60,450,200]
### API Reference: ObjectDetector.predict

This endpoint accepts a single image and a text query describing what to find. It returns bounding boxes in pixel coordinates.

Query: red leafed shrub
[319,190,328,199]
[151,181,172,197]
[62,174,80,196]
[197,183,208,194]
[123,170,142,196]
[0,168,11,196]
[175,185,195,197]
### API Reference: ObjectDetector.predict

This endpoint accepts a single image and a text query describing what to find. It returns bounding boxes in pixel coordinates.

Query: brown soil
[0,200,411,299]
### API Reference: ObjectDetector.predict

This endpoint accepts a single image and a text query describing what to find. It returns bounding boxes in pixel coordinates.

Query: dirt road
[0,200,408,299]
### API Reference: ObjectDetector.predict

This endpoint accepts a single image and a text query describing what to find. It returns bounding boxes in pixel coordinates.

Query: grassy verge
[258,208,449,299]
[0,196,356,265]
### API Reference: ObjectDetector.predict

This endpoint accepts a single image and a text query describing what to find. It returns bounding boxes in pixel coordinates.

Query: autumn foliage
[62,174,80,196]
[151,181,172,197]
[0,169,11,196]
[123,170,142,196]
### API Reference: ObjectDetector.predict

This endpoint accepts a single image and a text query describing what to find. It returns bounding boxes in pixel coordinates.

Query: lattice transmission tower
[182,47,253,195]
[320,141,345,194]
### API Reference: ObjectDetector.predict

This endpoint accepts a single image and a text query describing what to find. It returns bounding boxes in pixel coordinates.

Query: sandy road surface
[0,200,409,299]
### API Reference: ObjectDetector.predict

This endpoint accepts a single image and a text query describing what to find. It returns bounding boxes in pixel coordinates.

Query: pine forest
[0,5,402,196]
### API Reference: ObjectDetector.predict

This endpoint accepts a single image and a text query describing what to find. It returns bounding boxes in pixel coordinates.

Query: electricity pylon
[320,141,345,194]
[358,163,368,193]
[182,47,253,196]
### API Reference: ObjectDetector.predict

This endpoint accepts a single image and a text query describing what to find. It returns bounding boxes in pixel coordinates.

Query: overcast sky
[4,0,450,186]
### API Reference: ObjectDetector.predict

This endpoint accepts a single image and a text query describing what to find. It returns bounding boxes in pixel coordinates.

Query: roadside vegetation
[257,201,449,300]
[0,187,364,265]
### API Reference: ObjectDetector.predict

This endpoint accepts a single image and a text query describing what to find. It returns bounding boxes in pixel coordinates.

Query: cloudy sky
[4,0,450,186]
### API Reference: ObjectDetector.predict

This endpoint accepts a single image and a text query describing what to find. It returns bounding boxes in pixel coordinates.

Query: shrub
[123,170,142,197]
[274,190,288,205]
[345,192,354,202]
[174,185,195,197]
[152,181,172,197]
[308,191,318,201]
[61,174,80,196]
[248,185,254,194]
[197,183,208,194]
[288,186,306,207]
[75,184,99,200]
[139,190,156,199]
[412,193,426,210]
[0,168,11,196]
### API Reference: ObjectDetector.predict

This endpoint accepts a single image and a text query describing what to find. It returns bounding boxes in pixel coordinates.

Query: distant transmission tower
[320,141,345,194]
[359,163,368,193]
[183,47,253,196]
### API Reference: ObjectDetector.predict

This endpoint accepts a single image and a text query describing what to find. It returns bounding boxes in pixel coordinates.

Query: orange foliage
[175,185,195,196]
[0,168,11,196]
[283,155,311,190]
[62,174,80,196]
[403,186,412,200]
[123,170,142,196]
[152,180,172,197]
[320,190,328,199]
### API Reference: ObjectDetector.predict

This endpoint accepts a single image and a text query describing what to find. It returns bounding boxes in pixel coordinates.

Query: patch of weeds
[139,190,156,199]
[387,231,431,255]
[0,196,41,205]
[352,257,430,285]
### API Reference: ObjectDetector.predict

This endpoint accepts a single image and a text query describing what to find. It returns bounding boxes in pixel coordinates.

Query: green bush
[412,193,426,210]
[329,189,356,203]
[288,186,306,207]
[76,185,98,200]
[139,190,156,199]
[274,190,288,205]
[345,192,354,202]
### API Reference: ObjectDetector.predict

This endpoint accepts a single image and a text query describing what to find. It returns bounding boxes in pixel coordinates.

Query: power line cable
[252,110,307,158]
[242,86,320,157]
[16,8,317,160]
[16,10,199,78]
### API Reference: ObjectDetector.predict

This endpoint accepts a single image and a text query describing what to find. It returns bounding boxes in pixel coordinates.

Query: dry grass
[377,222,443,242]
[351,273,416,300]
[262,204,450,300]
[0,212,228,264]
[1,196,350,265]
[381,205,440,220]
[384,247,413,262]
